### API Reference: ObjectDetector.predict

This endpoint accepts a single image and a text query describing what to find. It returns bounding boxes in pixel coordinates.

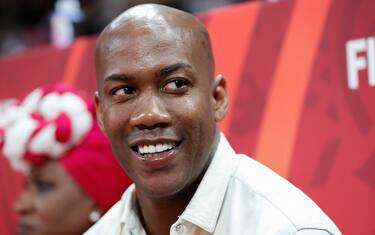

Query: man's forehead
[97,25,192,73]
[97,4,208,51]
[99,21,186,53]
[95,4,214,82]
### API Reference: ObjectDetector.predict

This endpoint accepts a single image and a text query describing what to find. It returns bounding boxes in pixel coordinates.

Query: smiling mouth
[131,141,181,157]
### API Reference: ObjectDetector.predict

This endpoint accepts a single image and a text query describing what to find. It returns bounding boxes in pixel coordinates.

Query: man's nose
[129,95,171,129]
[14,191,34,215]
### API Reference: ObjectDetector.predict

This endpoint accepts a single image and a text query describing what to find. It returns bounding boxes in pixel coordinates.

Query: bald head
[93,3,228,201]
[95,4,214,85]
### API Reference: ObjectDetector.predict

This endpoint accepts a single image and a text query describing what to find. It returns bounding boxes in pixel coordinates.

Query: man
[86,4,341,235]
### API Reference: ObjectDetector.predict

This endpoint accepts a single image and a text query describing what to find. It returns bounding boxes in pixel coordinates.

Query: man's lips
[128,137,182,170]
[129,137,181,155]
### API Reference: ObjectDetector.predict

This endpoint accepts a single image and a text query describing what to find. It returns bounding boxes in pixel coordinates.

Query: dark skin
[15,161,99,235]
[95,4,228,235]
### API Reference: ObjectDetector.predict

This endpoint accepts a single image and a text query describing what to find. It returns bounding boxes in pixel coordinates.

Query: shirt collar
[120,184,145,233]
[179,133,239,233]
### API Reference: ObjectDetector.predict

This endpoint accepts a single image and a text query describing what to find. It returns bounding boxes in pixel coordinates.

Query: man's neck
[136,181,199,235]
[135,132,220,235]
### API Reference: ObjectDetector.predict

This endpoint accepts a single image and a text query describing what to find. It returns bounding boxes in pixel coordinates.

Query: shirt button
[175,223,184,234]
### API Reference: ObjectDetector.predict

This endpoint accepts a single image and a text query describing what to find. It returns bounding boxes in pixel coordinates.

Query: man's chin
[135,178,190,200]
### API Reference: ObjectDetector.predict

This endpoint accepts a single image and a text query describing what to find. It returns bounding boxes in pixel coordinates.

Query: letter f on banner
[346,37,375,90]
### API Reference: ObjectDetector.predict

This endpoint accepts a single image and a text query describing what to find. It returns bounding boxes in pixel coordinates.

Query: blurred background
[0,0,260,56]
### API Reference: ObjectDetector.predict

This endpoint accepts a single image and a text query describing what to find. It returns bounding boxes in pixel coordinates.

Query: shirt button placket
[175,223,184,234]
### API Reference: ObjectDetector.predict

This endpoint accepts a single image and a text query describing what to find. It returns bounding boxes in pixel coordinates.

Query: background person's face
[15,161,96,235]
[96,22,222,198]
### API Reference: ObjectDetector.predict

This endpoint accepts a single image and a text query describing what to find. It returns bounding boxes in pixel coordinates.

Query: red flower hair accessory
[0,84,94,171]
[0,84,132,211]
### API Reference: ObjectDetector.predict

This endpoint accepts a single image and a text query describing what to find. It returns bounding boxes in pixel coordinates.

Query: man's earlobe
[94,91,106,135]
[213,74,228,122]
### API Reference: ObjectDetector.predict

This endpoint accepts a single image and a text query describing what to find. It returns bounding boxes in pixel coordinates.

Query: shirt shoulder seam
[231,172,299,231]
[296,227,333,234]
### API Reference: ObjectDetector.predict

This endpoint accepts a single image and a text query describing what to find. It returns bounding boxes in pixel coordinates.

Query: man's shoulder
[226,154,341,234]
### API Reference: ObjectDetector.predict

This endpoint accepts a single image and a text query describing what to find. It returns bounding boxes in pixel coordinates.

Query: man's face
[96,22,225,198]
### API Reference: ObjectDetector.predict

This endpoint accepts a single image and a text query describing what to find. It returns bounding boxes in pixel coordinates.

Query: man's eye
[114,86,135,96]
[164,79,189,92]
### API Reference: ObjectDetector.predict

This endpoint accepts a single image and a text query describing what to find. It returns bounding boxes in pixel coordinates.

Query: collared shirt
[85,134,341,235]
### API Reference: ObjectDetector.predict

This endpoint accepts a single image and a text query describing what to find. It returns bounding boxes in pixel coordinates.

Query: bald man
[86,4,341,235]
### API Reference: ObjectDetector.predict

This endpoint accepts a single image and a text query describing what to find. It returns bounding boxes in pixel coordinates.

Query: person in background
[0,83,131,235]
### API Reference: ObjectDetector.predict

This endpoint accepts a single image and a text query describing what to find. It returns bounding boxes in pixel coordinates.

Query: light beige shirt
[85,134,341,235]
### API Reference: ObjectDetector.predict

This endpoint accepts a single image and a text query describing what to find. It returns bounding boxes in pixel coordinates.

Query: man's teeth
[138,143,174,154]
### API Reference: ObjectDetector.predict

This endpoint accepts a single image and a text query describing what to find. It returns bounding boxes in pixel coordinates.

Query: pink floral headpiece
[0,84,94,171]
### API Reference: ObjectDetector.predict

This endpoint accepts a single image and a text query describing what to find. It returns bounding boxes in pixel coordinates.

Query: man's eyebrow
[158,62,192,77]
[104,74,134,82]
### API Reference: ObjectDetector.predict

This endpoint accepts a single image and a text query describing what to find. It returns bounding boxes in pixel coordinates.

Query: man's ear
[213,74,228,122]
[94,91,106,135]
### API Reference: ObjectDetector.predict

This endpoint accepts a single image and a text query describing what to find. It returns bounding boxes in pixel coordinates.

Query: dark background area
[0,0,251,56]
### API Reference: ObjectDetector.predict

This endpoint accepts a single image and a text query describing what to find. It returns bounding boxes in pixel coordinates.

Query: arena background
[1,0,374,234]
